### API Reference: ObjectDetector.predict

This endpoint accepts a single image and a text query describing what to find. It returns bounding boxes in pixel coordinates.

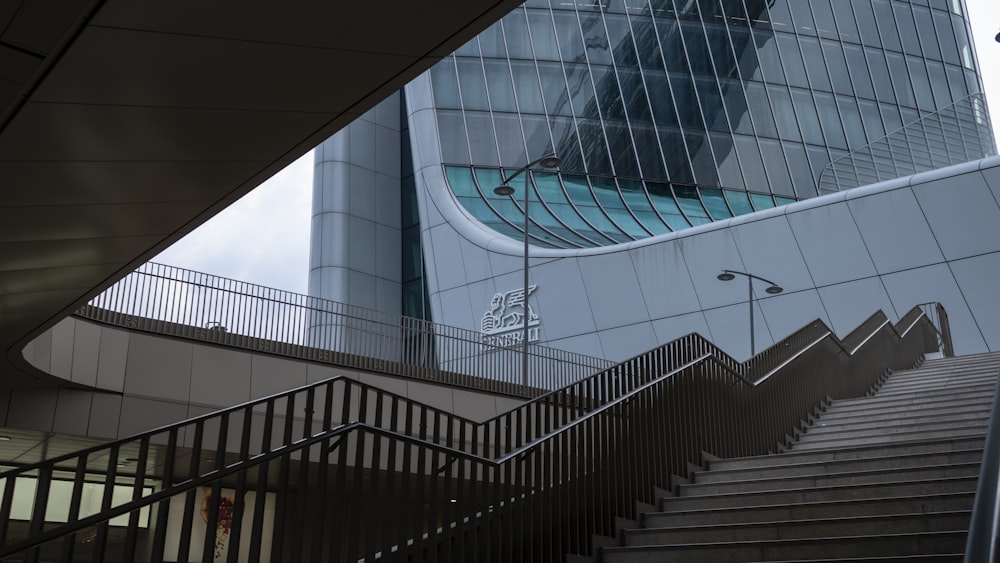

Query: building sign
[481,285,540,348]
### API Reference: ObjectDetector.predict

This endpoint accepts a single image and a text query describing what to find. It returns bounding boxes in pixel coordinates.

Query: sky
[153,0,1000,295]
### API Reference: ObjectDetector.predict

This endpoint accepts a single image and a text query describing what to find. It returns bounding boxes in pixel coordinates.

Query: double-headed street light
[717,269,783,356]
[493,153,561,387]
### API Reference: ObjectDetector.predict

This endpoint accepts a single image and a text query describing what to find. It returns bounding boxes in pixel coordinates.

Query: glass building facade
[310,0,995,328]
[420,0,994,248]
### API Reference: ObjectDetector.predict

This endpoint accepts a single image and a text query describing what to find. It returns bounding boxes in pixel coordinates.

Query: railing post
[936,302,955,357]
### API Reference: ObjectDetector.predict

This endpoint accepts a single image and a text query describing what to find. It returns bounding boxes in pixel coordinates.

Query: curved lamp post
[493,153,561,387]
[717,269,783,356]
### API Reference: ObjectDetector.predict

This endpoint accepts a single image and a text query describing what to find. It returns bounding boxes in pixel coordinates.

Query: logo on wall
[481,285,541,348]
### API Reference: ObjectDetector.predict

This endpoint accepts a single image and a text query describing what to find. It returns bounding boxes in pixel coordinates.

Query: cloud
[152,152,313,294]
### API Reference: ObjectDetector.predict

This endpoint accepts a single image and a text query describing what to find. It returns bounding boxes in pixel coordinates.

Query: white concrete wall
[411,148,1000,362]
[13,317,525,439]
[309,93,403,314]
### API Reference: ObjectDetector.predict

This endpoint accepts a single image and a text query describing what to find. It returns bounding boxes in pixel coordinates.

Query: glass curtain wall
[422,0,994,248]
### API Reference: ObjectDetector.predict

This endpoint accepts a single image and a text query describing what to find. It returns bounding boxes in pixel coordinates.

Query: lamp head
[717,272,736,281]
[493,185,515,196]
[538,156,562,169]
[765,285,783,295]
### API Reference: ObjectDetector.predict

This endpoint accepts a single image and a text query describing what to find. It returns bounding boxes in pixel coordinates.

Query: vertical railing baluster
[268,394,296,562]
[23,464,51,563]
[365,391,385,561]
[398,399,414,559]
[59,455,88,563]
[223,408,253,563]
[122,436,150,559]
[150,429,178,563]
[293,389,316,560]
[350,386,370,560]
[310,419,333,562]
[381,395,400,561]
[176,423,203,563]
[199,476,222,563]
[91,445,120,563]
[248,400,274,562]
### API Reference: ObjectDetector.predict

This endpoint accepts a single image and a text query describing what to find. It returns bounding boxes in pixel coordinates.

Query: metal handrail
[0,310,907,479]
[917,301,955,357]
[0,304,943,561]
[0,353,719,556]
[75,262,615,396]
[964,368,1000,562]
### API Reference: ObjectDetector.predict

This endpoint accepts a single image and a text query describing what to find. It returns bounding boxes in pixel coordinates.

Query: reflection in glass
[418,1,993,248]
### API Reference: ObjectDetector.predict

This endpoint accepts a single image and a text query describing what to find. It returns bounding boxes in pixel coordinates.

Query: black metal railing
[76,262,613,396]
[0,305,944,562]
[918,301,955,358]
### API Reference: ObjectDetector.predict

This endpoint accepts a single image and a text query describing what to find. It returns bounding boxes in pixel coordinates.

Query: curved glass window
[562,174,630,243]
[673,185,712,226]
[619,179,670,236]
[700,188,733,220]
[443,166,802,246]
[725,190,754,216]
[533,172,617,245]
[750,193,776,211]
[423,1,993,248]
[647,182,692,231]
[591,177,650,238]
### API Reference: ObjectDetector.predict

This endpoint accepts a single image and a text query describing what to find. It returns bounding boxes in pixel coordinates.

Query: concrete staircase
[597,352,1000,562]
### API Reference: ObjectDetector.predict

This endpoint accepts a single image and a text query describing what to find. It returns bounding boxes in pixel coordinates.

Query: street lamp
[493,153,561,387]
[717,269,783,356]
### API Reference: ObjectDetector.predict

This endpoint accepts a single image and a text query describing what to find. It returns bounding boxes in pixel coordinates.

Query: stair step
[819,402,993,423]
[756,556,962,562]
[807,411,988,433]
[812,404,990,426]
[623,511,969,545]
[893,359,1000,375]
[694,448,983,482]
[884,374,997,388]
[878,375,997,391]
[901,354,1000,369]
[825,390,994,411]
[876,379,996,393]
[658,477,978,512]
[885,372,998,385]
[644,492,976,528]
[762,557,962,562]
[820,399,993,420]
[709,436,985,471]
[695,449,982,483]
[798,419,989,441]
[864,386,996,404]
[908,362,1000,375]
[599,531,967,562]
[792,428,987,450]
[885,371,995,384]
[679,463,980,496]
